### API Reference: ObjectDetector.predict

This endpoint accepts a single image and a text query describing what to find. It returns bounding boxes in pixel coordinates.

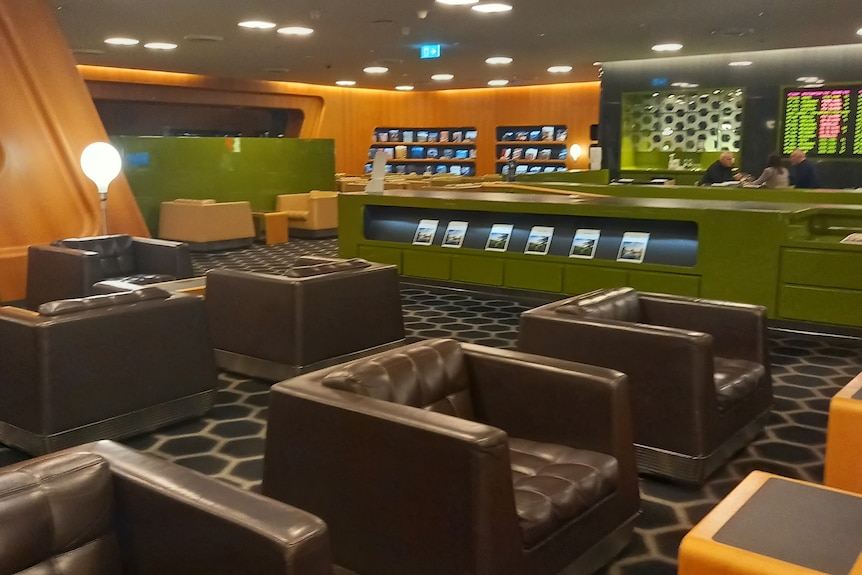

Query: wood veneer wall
[81,67,599,176]
[0,1,148,302]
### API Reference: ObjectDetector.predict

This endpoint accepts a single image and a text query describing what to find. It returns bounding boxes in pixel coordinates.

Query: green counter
[338,190,862,328]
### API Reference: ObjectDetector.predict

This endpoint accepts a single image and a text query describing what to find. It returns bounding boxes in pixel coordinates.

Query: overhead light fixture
[487,79,509,86]
[471,3,513,13]
[652,43,683,52]
[592,61,602,66]
[435,0,479,4]
[728,60,753,67]
[395,85,414,91]
[431,73,454,81]
[277,26,314,36]
[363,66,389,74]
[80,142,122,235]
[238,21,277,29]
[796,76,823,83]
[485,56,513,65]
[335,80,356,86]
[144,42,178,50]
[547,65,572,73]
[104,37,139,46]
[857,27,862,36]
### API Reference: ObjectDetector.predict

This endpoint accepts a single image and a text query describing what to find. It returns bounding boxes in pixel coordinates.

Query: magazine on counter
[617,232,650,263]
[442,221,469,248]
[525,226,554,255]
[839,233,862,245]
[485,223,514,252]
[412,219,439,246]
[569,229,601,259]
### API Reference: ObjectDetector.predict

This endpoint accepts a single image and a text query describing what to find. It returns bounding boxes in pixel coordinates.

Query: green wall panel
[403,251,451,279]
[562,266,628,295]
[451,255,505,286]
[781,248,862,290]
[357,246,402,271]
[114,136,336,234]
[779,285,862,326]
[504,260,563,292]
[627,270,700,296]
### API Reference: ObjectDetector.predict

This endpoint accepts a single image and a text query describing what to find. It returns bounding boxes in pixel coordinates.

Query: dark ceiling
[51,0,862,90]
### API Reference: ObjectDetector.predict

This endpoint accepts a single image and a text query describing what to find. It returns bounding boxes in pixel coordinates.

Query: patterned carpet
[2,238,860,575]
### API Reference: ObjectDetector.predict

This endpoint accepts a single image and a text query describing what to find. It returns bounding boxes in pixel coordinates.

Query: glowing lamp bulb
[80,142,122,197]
[569,144,582,161]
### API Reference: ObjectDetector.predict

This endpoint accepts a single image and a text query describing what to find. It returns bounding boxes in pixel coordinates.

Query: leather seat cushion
[509,438,619,547]
[713,357,765,412]
[58,235,135,278]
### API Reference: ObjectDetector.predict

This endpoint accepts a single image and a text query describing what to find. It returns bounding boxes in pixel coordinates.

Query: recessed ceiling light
[395,85,414,91]
[471,3,513,13]
[238,21,277,30]
[592,61,602,66]
[144,42,178,50]
[435,0,479,4]
[277,26,314,36]
[547,65,572,73]
[485,56,513,65]
[857,27,862,36]
[796,76,823,83]
[104,37,139,46]
[728,60,753,67]
[487,79,509,86]
[431,73,454,81]
[335,80,356,87]
[652,43,683,52]
[364,66,389,74]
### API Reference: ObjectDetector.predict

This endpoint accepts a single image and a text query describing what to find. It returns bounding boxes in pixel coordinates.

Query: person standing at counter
[789,149,820,189]
[750,153,789,188]
[698,152,743,186]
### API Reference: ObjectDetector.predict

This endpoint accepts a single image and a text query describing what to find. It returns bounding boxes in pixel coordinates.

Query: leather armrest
[79,441,333,575]
[26,244,103,309]
[131,237,193,279]
[641,294,769,365]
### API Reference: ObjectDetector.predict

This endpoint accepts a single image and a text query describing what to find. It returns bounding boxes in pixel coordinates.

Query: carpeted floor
[2,238,859,575]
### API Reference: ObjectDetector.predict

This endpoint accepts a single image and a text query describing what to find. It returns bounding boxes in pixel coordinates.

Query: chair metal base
[635,410,771,484]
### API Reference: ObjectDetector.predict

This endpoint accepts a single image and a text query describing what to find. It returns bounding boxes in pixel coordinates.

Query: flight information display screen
[781,86,861,157]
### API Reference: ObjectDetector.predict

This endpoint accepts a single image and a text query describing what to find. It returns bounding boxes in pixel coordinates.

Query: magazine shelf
[367,126,477,176]
[496,124,569,175]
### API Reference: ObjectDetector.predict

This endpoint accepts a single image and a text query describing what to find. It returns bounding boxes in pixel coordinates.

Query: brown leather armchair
[0,440,333,575]
[518,287,773,483]
[205,256,405,380]
[0,288,217,454]
[263,338,641,575]
[26,234,193,309]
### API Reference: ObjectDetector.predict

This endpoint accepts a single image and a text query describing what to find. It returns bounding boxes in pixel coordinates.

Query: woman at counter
[750,153,790,188]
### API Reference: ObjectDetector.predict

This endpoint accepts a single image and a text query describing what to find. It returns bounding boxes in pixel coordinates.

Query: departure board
[781,85,861,157]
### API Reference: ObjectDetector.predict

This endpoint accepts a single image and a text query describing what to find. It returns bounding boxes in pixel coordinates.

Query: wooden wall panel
[81,68,599,177]
[0,1,148,302]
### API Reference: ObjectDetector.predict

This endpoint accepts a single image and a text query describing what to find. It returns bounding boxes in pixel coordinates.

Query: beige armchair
[275,191,338,238]
[158,199,255,251]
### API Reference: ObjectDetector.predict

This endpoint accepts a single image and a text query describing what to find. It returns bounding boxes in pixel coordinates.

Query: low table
[679,471,862,575]
[252,211,289,245]
[825,372,862,494]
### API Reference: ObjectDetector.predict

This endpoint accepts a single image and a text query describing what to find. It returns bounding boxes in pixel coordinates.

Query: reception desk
[337,189,862,329]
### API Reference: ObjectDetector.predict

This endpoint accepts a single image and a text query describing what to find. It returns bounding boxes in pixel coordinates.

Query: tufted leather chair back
[0,452,121,574]
[556,287,642,322]
[323,339,475,419]
[57,235,135,279]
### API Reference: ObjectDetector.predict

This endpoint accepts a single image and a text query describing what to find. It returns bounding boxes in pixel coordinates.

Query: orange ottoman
[825,372,862,494]
[679,471,862,575]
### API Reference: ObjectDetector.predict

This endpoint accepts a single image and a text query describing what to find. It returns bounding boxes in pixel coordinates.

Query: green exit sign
[420,44,441,59]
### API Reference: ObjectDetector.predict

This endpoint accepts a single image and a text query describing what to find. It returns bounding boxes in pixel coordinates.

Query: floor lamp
[80,142,122,235]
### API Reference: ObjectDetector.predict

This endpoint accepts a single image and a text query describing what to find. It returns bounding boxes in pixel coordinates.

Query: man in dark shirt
[789,149,820,189]
[698,152,742,186]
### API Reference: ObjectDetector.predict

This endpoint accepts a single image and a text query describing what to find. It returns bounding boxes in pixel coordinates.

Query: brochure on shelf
[569,229,601,259]
[413,219,439,246]
[617,232,650,263]
[442,221,469,248]
[525,226,554,255]
[485,223,514,252]
[839,233,862,245]
[541,126,555,141]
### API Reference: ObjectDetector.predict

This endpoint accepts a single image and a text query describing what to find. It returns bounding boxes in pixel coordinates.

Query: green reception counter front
[337,190,862,329]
